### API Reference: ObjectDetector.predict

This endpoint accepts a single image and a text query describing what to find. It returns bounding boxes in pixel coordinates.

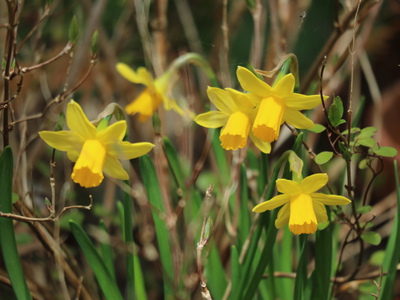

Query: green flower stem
[235,151,292,300]
[380,160,400,298]
[167,52,219,87]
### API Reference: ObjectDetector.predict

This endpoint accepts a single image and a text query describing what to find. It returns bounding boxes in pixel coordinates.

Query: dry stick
[260,266,392,284]
[0,196,93,223]
[2,0,17,147]
[13,58,97,125]
[20,43,73,73]
[300,0,379,94]
[16,3,52,53]
[250,0,263,69]
[221,0,231,87]
[13,204,96,300]
[197,184,214,300]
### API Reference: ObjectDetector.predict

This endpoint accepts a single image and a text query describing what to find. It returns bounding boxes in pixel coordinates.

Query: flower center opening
[288,193,318,235]
[71,140,107,188]
[125,87,163,122]
[220,110,250,150]
[252,96,285,142]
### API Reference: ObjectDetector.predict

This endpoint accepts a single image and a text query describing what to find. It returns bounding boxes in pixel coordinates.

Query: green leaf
[381,160,400,298]
[55,112,65,131]
[342,127,360,135]
[99,221,116,281]
[308,124,326,133]
[358,127,377,139]
[70,221,123,300]
[230,246,240,299]
[294,235,308,300]
[289,151,304,176]
[163,137,185,192]
[91,30,100,56]
[356,137,376,148]
[139,155,174,297]
[356,205,373,214]
[69,15,79,44]
[369,250,385,266]
[315,151,334,165]
[328,96,344,127]
[0,147,32,300]
[361,231,381,246]
[338,142,352,161]
[317,222,330,230]
[358,159,368,169]
[12,193,19,204]
[373,146,398,157]
[203,216,213,243]
[245,0,255,10]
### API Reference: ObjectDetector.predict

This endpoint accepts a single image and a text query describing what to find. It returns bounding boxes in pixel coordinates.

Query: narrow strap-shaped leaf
[122,180,135,300]
[230,246,240,298]
[69,220,123,300]
[380,160,400,298]
[311,220,333,299]
[163,137,185,192]
[99,220,116,281]
[206,245,228,299]
[234,151,291,300]
[293,235,308,300]
[0,146,32,300]
[237,164,251,251]
[139,155,174,297]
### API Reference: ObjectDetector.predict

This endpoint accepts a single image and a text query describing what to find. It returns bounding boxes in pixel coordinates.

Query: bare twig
[197,184,214,300]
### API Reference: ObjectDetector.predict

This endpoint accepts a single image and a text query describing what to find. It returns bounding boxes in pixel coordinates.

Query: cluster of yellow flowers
[39,63,350,235]
[196,67,327,153]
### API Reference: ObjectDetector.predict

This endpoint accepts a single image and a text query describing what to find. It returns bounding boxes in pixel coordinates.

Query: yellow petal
[116,63,153,86]
[225,89,258,112]
[39,130,83,153]
[125,88,163,122]
[71,140,106,188]
[276,179,301,194]
[289,193,318,235]
[220,111,250,150]
[301,173,328,194]
[195,111,229,129]
[103,156,129,180]
[313,201,328,223]
[207,87,237,114]
[97,121,126,145]
[253,194,291,213]
[236,66,272,97]
[272,74,295,97]
[252,97,285,142]
[109,141,154,160]
[284,108,315,129]
[249,131,271,154]
[67,100,97,139]
[284,94,327,110]
[67,151,80,162]
[275,203,290,228]
[311,193,351,206]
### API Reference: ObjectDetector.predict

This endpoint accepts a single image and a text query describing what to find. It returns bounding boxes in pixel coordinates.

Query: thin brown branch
[16,4,52,53]
[20,43,73,73]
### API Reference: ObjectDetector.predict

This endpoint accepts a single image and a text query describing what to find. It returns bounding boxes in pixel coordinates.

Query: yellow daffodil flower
[237,66,328,143]
[195,87,271,153]
[116,63,185,122]
[253,173,350,235]
[39,100,154,188]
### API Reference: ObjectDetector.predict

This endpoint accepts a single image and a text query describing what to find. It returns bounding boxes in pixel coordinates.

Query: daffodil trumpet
[253,173,350,235]
[39,100,154,188]
[236,66,328,143]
